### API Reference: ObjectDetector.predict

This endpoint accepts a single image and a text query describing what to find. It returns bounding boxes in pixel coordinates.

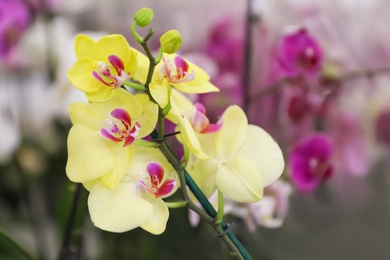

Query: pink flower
[289,133,333,192]
[278,29,323,77]
[205,18,243,74]
[375,109,390,146]
[0,0,31,61]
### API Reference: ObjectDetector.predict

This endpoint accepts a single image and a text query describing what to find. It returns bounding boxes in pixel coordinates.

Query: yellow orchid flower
[188,105,285,203]
[68,34,137,102]
[87,146,178,234]
[133,51,219,108]
[66,88,158,188]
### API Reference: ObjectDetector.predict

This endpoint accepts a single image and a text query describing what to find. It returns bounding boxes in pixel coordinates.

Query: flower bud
[160,30,182,54]
[134,8,153,28]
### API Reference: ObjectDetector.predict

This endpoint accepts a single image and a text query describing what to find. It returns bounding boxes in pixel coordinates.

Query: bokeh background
[1,0,390,259]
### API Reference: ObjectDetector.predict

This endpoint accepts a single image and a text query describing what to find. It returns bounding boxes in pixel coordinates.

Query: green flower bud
[134,8,153,28]
[160,30,182,54]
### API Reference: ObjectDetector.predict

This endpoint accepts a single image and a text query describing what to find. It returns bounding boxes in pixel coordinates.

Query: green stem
[187,201,214,225]
[158,109,165,139]
[214,225,244,260]
[130,22,144,43]
[134,139,160,148]
[215,190,224,225]
[165,201,187,208]
[184,171,252,260]
[122,81,146,91]
[0,227,35,260]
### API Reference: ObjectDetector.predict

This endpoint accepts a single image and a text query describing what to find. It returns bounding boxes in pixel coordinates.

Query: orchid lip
[190,102,222,133]
[139,162,177,198]
[162,55,195,83]
[101,108,140,147]
[92,55,131,88]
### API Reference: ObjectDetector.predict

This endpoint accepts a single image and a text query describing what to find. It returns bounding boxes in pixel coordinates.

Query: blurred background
[1,0,390,259]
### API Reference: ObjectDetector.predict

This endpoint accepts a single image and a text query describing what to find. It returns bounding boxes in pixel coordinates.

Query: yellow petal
[195,131,218,157]
[237,125,285,187]
[132,48,150,84]
[215,105,247,158]
[66,124,115,183]
[93,34,131,65]
[85,86,114,102]
[169,99,209,159]
[74,34,95,60]
[187,158,218,199]
[100,143,134,189]
[173,81,219,94]
[140,197,169,235]
[169,88,196,116]
[125,47,138,78]
[216,157,263,203]
[172,57,219,93]
[149,80,170,109]
[68,59,100,93]
[135,94,158,138]
[88,182,153,233]
[68,102,102,129]
[89,88,143,122]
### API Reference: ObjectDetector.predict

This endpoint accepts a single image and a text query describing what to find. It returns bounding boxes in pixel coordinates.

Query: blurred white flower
[229,179,292,231]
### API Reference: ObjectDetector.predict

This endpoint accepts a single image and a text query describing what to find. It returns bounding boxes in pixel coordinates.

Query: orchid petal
[140,197,169,235]
[74,34,95,60]
[111,108,131,126]
[147,162,164,185]
[68,102,102,129]
[238,125,285,187]
[108,55,125,72]
[169,98,209,159]
[88,182,153,233]
[100,143,134,188]
[155,179,176,198]
[132,48,150,83]
[85,86,114,102]
[215,105,247,158]
[200,123,222,134]
[216,157,263,202]
[187,159,219,199]
[149,81,170,109]
[66,124,115,183]
[135,94,158,138]
[68,59,98,93]
[93,35,130,65]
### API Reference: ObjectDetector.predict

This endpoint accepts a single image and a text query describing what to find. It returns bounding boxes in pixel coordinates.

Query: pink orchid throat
[101,108,141,147]
[163,55,195,83]
[92,55,131,88]
[139,162,176,198]
[191,103,222,133]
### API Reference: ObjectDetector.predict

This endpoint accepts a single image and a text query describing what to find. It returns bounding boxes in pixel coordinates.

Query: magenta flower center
[189,103,222,133]
[92,55,131,88]
[101,108,141,147]
[162,55,195,83]
[139,162,176,198]
[298,46,318,70]
[308,158,330,178]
